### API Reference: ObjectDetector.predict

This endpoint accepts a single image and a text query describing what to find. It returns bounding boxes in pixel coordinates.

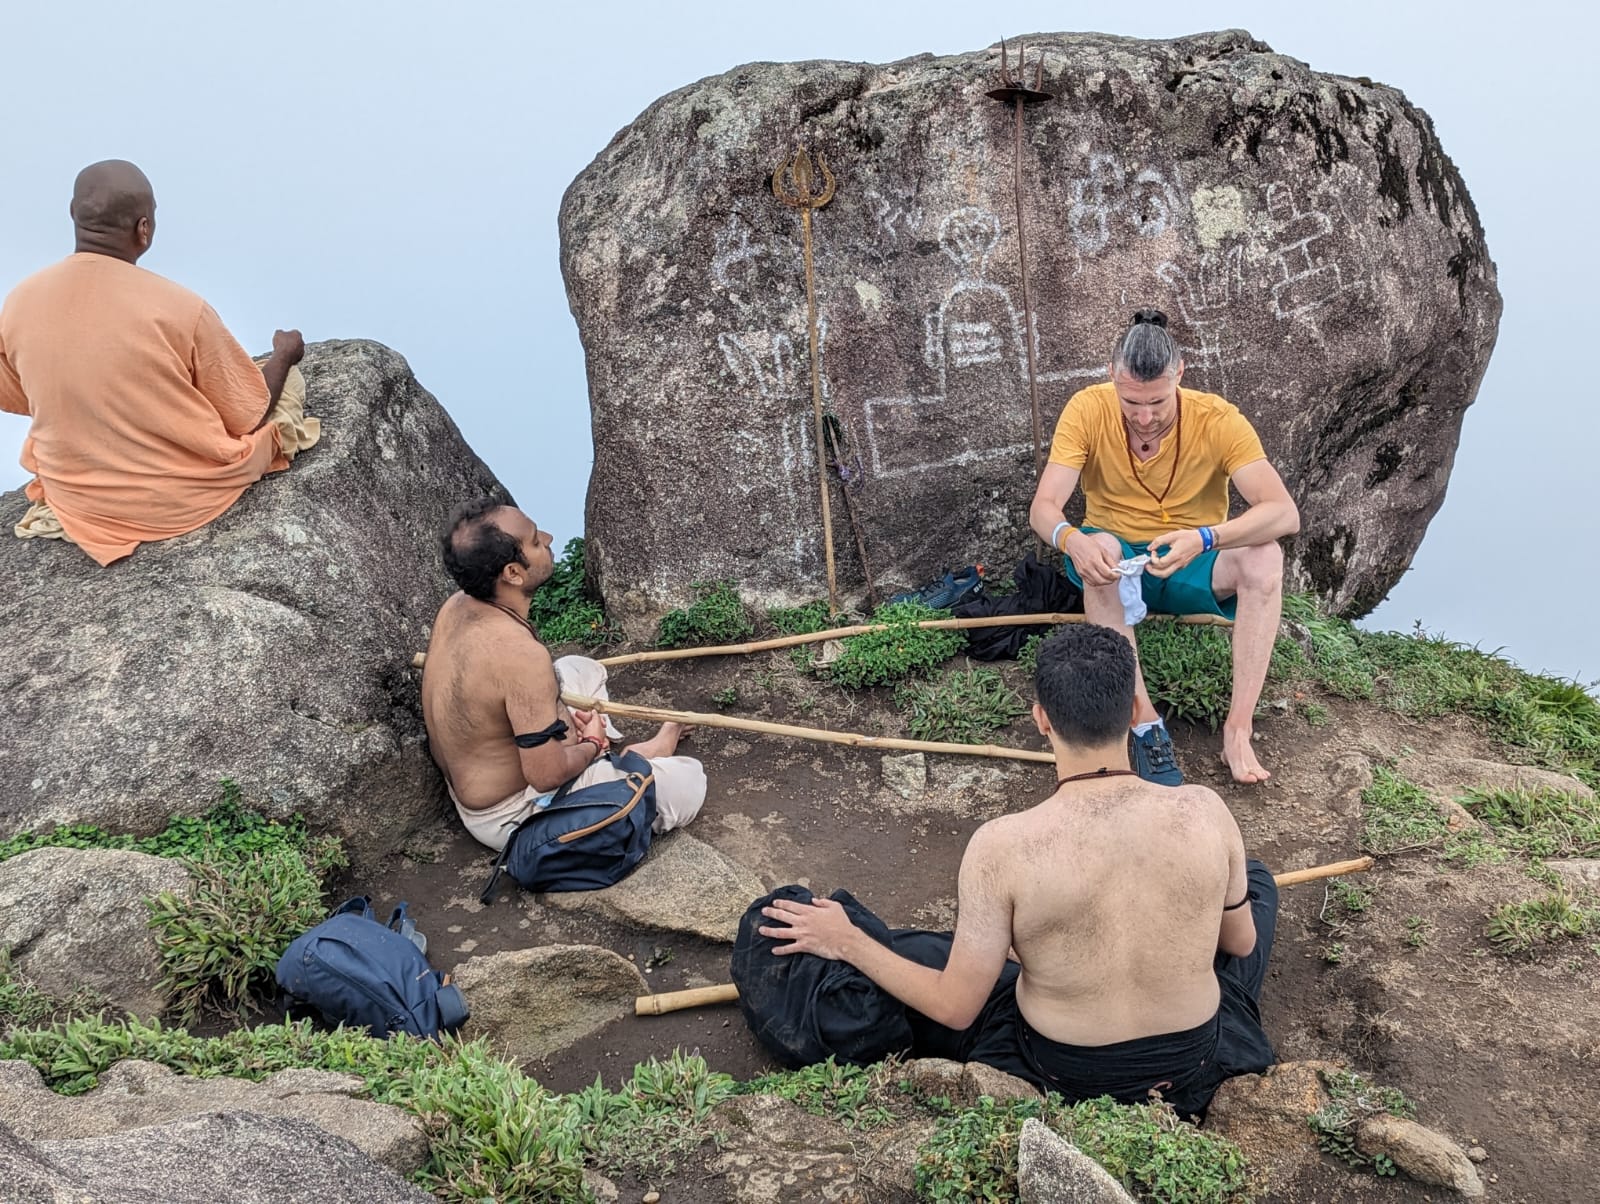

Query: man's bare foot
[623,721,690,761]
[1221,724,1271,784]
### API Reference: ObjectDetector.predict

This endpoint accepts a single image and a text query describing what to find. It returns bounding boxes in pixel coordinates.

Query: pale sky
[2,0,1591,682]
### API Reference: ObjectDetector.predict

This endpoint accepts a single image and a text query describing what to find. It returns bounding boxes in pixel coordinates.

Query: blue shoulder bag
[275,897,469,1039]
[479,749,657,901]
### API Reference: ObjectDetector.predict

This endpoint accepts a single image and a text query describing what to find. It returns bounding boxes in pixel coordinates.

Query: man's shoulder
[433,594,551,667]
[1066,381,1119,411]
[1184,388,1253,426]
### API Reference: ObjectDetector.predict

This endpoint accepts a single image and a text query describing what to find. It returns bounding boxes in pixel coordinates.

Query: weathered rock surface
[901,1057,1042,1106]
[0,847,190,1017]
[562,30,1499,631]
[0,340,508,861]
[1356,1114,1485,1197]
[540,831,766,941]
[31,1111,437,1204]
[448,945,648,1060]
[706,1093,866,1203]
[880,752,927,800]
[1547,859,1600,892]
[1204,1060,1340,1194]
[1017,1118,1137,1204]
[0,1059,427,1176]
[1398,753,1594,801]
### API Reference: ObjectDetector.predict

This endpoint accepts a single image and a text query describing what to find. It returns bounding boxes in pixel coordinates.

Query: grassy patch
[1136,622,1237,729]
[767,600,836,635]
[1486,892,1599,956]
[1461,786,1600,859]
[527,537,621,649]
[895,669,1028,745]
[655,580,753,649]
[1016,628,1061,677]
[0,949,102,1031]
[828,602,966,690]
[914,1093,1249,1203]
[1328,878,1372,918]
[0,789,343,1024]
[742,1057,895,1130]
[1360,768,1450,855]
[568,1051,737,1176]
[1308,1069,1414,1176]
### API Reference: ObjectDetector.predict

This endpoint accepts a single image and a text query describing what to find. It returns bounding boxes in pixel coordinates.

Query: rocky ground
[349,645,1598,1203]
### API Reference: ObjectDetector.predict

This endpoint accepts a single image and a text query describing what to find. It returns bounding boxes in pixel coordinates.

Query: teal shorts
[1061,527,1236,620]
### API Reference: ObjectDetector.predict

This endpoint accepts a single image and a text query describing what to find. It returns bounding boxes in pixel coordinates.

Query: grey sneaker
[1130,724,1184,786]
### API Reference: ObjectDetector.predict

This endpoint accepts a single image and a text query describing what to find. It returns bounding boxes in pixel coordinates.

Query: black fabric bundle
[952,552,1082,660]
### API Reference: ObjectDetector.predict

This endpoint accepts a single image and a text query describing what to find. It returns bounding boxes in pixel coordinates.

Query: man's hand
[1146,529,1206,579]
[571,708,610,752]
[759,896,863,960]
[271,329,306,365]
[1064,530,1121,587]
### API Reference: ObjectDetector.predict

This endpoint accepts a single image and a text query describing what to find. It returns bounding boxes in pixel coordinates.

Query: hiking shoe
[888,565,985,611]
[1130,724,1184,786]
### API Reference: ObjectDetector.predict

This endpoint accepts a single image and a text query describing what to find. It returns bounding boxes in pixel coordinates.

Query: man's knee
[651,756,707,833]
[1232,542,1283,595]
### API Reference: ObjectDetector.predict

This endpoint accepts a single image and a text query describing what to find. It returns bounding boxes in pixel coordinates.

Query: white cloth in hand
[1115,555,1151,626]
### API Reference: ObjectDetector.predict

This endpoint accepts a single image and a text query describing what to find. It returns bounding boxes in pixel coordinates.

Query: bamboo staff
[407,612,1235,672]
[561,692,1056,763]
[634,856,1376,1016]
[595,612,1233,669]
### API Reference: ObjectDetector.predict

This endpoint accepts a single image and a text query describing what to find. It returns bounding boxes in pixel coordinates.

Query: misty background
[1,0,1588,681]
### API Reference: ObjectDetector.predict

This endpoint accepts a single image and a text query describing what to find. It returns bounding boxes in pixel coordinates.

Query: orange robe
[0,253,285,565]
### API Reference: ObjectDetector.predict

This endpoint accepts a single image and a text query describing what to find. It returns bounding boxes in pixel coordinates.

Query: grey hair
[1111,309,1180,381]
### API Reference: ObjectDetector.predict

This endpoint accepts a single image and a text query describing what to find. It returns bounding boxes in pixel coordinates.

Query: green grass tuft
[1461,786,1600,859]
[828,602,966,690]
[655,580,753,648]
[1486,892,1599,956]
[1360,768,1450,855]
[742,1057,894,1129]
[1309,1069,1414,1175]
[895,668,1028,745]
[914,1093,1249,1203]
[528,537,620,649]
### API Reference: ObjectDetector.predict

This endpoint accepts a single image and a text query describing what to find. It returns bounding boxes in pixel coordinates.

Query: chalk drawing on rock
[711,212,798,290]
[864,208,1033,479]
[1158,245,1246,387]
[1067,154,1185,255]
[865,187,923,244]
[1262,182,1364,323]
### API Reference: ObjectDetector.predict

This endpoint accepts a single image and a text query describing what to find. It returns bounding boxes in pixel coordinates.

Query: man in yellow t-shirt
[0,160,314,566]
[1029,310,1300,785]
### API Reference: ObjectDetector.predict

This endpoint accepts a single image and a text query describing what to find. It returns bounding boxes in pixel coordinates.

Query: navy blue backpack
[480,750,657,902]
[275,897,469,1039]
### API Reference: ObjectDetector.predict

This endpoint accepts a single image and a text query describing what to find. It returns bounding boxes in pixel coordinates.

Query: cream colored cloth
[12,365,317,546]
[266,364,321,460]
[453,654,707,853]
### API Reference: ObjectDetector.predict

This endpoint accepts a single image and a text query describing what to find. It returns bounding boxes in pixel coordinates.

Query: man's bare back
[421,592,563,808]
[994,778,1244,1046]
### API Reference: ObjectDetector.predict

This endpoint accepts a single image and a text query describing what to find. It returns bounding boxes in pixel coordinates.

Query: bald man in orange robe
[0,160,317,565]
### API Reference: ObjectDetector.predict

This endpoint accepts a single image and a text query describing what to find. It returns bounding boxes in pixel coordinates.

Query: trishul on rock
[772,147,843,614]
[985,38,1054,481]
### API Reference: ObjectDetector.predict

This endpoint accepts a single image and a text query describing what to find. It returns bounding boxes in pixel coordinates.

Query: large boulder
[561,30,1499,630]
[0,847,191,1017]
[0,340,508,862]
[32,1111,437,1204]
[0,1059,428,1176]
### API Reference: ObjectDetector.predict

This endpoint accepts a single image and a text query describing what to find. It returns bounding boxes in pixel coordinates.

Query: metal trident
[986,38,1054,480]
[773,147,841,614]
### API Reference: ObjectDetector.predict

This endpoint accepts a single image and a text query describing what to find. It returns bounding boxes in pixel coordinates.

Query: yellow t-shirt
[1048,382,1265,544]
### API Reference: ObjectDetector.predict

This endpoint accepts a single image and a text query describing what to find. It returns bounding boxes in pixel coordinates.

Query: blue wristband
[1199,526,1215,552]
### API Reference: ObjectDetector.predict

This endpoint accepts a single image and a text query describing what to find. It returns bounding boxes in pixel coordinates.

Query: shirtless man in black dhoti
[758,622,1278,1116]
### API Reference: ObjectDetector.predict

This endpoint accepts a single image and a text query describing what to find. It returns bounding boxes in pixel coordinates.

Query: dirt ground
[357,648,1600,1203]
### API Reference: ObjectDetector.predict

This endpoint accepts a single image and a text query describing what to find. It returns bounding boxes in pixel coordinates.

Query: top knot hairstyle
[1111,308,1181,382]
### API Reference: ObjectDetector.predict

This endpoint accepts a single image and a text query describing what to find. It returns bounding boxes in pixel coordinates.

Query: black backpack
[479,750,657,902]
[275,897,469,1040]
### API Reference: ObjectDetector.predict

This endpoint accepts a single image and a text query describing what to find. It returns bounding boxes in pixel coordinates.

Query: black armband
[512,719,569,749]
[1222,893,1251,912]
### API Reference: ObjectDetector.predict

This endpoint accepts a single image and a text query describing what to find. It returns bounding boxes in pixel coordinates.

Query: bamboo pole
[561,692,1056,763]
[633,856,1378,1016]
[596,612,1233,669]
[408,612,1235,672]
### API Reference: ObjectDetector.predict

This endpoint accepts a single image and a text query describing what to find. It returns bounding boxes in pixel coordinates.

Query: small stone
[1467,1146,1488,1163]
[881,752,927,800]
[642,1192,661,1203]
[1017,1119,1136,1203]
[1355,1115,1484,1198]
